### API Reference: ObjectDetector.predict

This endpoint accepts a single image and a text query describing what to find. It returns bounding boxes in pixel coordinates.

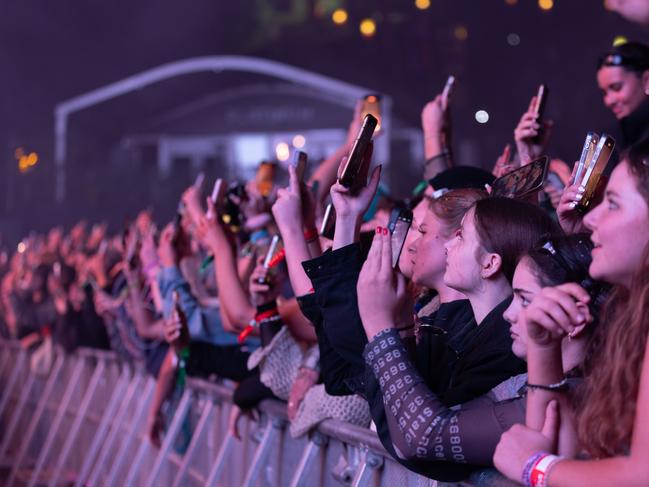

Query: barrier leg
[242,416,285,487]
[0,350,26,421]
[289,432,328,487]
[350,449,384,487]
[0,354,64,473]
[21,357,85,487]
[0,367,37,459]
[101,378,155,487]
[84,372,144,486]
[171,399,214,487]
[47,359,106,487]
[73,365,131,487]
[142,389,192,487]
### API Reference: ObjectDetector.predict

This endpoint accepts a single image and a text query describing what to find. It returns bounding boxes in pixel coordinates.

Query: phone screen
[573,132,599,185]
[339,114,377,189]
[388,208,413,269]
[578,134,615,210]
[361,94,381,132]
[531,84,548,144]
[294,151,308,183]
[320,203,336,240]
[491,156,550,199]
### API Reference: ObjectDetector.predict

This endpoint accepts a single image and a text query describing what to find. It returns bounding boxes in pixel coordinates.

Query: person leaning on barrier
[494,139,649,486]
[359,231,606,482]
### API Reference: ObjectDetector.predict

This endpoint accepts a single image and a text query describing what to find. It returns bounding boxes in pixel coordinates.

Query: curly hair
[578,138,649,457]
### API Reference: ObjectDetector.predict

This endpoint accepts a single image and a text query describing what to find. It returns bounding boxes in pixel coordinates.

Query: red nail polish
[376,226,381,234]
[383,227,388,236]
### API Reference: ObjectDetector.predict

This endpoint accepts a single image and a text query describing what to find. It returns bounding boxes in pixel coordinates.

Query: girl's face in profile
[410,207,450,289]
[400,200,429,280]
[584,160,649,288]
[443,207,484,294]
[503,257,542,359]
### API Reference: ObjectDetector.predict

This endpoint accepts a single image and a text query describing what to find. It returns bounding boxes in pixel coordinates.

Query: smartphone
[256,235,282,285]
[339,114,378,189]
[257,162,276,197]
[207,178,225,220]
[531,84,548,144]
[388,208,413,269]
[320,203,336,240]
[577,134,615,211]
[310,179,320,199]
[193,172,205,191]
[491,156,550,199]
[361,94,382,132]
[572,132,600,185]
[441,75,455,105]
[294,151,308,184]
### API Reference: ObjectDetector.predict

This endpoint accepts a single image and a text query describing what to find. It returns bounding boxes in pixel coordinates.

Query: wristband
[175,346,190,387]
[424,149,450,167]
[526,377,569,392]
[523,452,563,487]
[303,228,318,243]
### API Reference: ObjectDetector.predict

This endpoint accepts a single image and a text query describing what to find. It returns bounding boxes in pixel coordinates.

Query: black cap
[428,166,495,191]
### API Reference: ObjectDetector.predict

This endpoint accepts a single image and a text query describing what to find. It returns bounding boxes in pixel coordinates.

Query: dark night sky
[0,0,646,241]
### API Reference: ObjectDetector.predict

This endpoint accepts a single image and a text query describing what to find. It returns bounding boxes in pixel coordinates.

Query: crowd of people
[2,38,649,486]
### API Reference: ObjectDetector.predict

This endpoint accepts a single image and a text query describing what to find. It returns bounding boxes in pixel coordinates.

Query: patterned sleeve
[363,328,525,465]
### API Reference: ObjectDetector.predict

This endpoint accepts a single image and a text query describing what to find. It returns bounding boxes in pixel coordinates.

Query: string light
[538,0,553,11]
[275,142,290,161]
[332,9,348,25]
[613,36,628,47]
[359,18,377,37]
[292,135,306,148]
[475,110,490,124]
[415,0,431,10]
[507,33,521,46]
[454,25,468,41]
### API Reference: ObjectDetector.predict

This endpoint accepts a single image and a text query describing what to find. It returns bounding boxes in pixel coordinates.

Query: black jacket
[301,243,526,481]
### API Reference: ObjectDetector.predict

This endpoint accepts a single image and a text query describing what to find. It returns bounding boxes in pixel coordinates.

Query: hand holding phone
[293,151,308,184]
[575,134,615,211]
[206,178,226,220]
[491,156,550,199]
[388,208,413,269]
[441,75,455,109]
[338,114,377,190]
[256,235,282,285]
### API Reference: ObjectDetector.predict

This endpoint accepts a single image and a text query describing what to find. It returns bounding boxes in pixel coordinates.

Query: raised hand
[357,226,401,339]
[515,96,553,165]
[248,258,280,307]
[523,283,592,346]
[556,161,588,234]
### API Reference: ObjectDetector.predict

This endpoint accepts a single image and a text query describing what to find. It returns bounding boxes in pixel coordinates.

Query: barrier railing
[0,340,439,486]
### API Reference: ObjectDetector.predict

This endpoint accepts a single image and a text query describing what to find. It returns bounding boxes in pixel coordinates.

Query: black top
[620,97,649,150]
[301,243,526,481]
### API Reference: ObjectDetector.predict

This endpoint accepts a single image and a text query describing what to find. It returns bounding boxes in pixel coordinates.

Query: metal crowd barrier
[0,339,439,486]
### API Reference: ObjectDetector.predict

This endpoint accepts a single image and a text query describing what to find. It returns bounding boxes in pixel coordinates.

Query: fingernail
[578,185,586,192]
[376,226,381,234]
[383,227,388,236]
[576,313,585,323]
[568,202,576,209]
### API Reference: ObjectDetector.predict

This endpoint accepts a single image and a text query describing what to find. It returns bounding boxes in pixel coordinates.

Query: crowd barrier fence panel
[0,340,446,487]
